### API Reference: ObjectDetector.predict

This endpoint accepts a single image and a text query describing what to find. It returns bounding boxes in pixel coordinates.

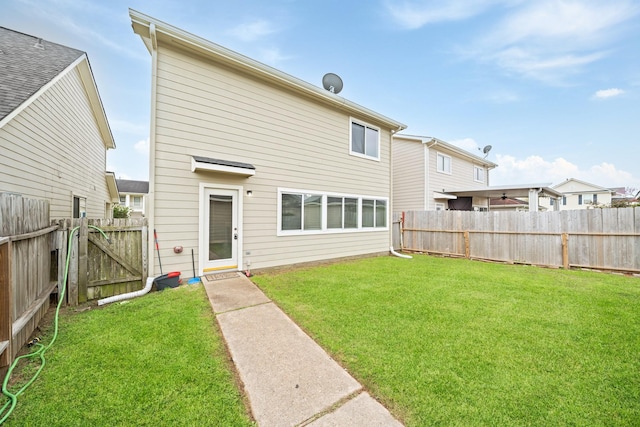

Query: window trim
[349,118,381,161]
[277,187,389,236]
[436,152,452,175]
[473,165,485,183]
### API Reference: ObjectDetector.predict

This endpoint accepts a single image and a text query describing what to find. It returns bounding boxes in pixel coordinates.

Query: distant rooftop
[116,179,149,194]
[0,26,84,122]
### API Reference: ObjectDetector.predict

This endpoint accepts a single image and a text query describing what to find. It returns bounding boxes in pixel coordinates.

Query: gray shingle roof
[0,26,84,122]
[116,179,149,194]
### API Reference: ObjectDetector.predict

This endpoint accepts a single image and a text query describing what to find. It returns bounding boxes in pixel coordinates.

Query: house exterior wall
[392,136,426,211]
[151,45,395,275]
[539,179,613,210]
[428,145,489,210]
[119,193,147,217]
[0,67,112,218]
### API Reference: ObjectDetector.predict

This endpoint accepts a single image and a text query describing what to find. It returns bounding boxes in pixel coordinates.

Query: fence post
[464,231,470,259]
[561,233,569,269]
[0,238,12,368]
[68,221,79,306]
[78,218,89,304]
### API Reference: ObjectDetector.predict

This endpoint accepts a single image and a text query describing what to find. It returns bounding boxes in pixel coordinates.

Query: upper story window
[437,153,452,174]
[119,195,126,204]
[562,196,567,205]
[474,165,485,183]
[132,196,143,209]
[350,119,380,160]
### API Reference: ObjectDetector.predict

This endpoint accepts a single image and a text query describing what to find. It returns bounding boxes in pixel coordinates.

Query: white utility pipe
[98,277,155,306]
[390,246,412,259]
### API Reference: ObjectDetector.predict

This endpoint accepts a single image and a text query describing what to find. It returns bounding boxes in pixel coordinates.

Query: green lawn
[252,255,640,426]
[2,285,253,426]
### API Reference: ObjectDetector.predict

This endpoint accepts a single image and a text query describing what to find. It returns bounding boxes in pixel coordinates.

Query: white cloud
[110,119,148,136]
[492,154,640,188]
[385,0,508,29]
[227,19,278,42]
[463,0,640,83]
[134,138,150,155]
[258,47,291,66]
[593,88,625,99]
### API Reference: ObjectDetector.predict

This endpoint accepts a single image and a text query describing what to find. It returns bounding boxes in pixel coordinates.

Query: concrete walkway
[202,272,403,427]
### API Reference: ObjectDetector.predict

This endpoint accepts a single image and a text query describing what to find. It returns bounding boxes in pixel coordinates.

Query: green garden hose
[0,225,109,424]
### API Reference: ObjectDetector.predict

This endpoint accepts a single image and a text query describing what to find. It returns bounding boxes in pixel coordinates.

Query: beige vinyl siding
[0,67,111,218]
[428,146,488,210]
[392,136,425,212]
[151,46,392,274]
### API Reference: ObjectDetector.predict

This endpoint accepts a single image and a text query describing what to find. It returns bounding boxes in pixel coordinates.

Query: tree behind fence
[394,208,640,273]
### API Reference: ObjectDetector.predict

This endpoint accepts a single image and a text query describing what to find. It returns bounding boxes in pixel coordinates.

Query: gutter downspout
[98,277,155,306]
[390,127,412,259]
[147,23,158,276]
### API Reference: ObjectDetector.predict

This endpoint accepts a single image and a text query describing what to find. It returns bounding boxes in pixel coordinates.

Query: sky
[3,0,640,192]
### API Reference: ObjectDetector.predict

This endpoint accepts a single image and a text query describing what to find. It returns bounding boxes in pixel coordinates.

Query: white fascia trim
[433,192,457,200]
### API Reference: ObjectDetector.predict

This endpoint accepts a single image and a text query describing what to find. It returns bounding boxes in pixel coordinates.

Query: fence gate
[56,218,148,304]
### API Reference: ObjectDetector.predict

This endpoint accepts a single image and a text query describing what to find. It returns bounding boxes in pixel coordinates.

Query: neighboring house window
[550,198,555,206]
[437,153,452,174]
[562,196,566,205]
[350,119,380,160]
[474,166,485,183]
[73,196,86,218]
[578,195,583,205]
[279,189,388,234]
[132,196,143,209]
[119,195,126,204]
[435,203,445,211]
[474,206,488,212]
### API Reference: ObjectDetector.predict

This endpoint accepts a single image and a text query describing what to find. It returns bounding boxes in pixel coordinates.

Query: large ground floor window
[278,188,388,235]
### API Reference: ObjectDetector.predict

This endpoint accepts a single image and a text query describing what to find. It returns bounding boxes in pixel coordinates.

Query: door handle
[234,233,238,240]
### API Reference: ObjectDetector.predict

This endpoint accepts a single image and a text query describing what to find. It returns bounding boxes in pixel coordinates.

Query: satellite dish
[483,145,492,154]
[322,73,343,94]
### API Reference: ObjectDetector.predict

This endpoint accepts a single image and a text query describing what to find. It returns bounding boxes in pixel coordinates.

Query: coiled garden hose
[0,225,109,424]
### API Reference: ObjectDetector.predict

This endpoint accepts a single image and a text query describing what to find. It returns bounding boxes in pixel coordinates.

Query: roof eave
[129,9,406,132]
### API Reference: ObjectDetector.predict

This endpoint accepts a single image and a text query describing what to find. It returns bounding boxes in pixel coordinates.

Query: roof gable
[0,26,84,121]
[553,178,612,193]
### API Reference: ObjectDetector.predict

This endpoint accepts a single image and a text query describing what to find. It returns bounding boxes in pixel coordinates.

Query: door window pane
[209,195,232,260]
[327,197,342,229]
[362,199,374,227]
[344,198,358,228]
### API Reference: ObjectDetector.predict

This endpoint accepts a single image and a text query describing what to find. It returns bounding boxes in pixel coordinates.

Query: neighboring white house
[392,135,498,211]
[0,26,118,218]
[130,10,406,277]
[539,178,615,210]
[116,179,148,217]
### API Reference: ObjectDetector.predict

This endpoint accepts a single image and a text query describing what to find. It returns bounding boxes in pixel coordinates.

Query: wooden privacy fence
[1,194,57,369]
[1,193,149,370]
[394,208,640,273]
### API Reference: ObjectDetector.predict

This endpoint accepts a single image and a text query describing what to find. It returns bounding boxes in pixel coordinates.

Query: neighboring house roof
[552,178,614,194]
[0,26,83,121]
[116,179,149,194]
[445,183,563,199]
[490,197,528,206]
[395,134,498,169]
[129,9,406,132]
[0,26,115,149]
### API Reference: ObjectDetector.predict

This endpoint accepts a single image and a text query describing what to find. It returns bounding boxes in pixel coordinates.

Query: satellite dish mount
[322,73,343,94]
[478,145,492,159]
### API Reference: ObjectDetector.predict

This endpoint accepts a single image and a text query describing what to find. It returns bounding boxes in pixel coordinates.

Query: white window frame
[349,118,381,161]
[474,165,485,183]
[436,152,452,174]
[277,187,389,236]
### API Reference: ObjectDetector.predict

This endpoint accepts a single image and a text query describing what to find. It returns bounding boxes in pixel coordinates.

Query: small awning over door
[191,156,255,177]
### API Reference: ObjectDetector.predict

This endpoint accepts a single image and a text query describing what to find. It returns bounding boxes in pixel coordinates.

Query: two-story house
[116,179,148,218]
[0,26,118,218]
[392,135,498,211]
[130,10,406,277]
